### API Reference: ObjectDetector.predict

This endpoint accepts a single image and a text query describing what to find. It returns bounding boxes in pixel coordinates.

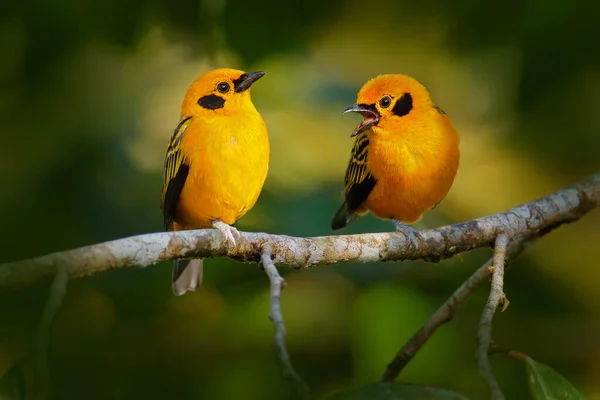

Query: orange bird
[161,68,269,295]
[332,74,460,243]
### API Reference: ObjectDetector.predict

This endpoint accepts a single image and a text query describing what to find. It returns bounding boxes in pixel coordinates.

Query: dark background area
[1,0,599,398]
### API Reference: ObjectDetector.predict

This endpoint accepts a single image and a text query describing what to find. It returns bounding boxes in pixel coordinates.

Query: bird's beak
[234,71,266,93]
[343,104,381,137]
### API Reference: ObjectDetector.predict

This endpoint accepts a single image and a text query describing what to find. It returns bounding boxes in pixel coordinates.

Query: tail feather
[331,201,358,230]
[172,259,203,296]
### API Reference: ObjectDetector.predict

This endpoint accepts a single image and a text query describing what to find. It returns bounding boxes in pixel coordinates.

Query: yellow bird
[161,68,269,295]
[332,74,460,243]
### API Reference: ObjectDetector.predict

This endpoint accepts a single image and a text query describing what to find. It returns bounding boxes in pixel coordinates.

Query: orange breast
[364,112,459,223]
[175,114,269,229]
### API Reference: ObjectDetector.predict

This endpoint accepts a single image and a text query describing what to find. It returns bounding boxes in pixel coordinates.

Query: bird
[331,74,460,245]
[161,68,270,295]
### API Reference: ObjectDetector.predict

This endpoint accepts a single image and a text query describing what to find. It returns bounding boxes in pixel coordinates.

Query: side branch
[1,172,599,290]
[261,250,311,400]
[476,234,509,400]
[380,237,531,382]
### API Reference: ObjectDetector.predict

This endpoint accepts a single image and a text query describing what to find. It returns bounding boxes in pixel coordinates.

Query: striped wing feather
[331,132,376,230]
[161,116,193,230]
[344,132,376,213]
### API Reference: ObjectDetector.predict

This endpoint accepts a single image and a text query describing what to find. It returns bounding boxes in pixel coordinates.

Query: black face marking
[392,93,413,117]
[379,96,392,108]
[217,82,230,93]
[198,94,225,110]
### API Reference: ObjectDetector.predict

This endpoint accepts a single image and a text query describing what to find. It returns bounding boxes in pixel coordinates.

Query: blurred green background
[1,0,599,398]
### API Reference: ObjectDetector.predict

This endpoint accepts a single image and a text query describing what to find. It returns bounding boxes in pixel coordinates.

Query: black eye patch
[198,94,225,110]
[392,93,413,117]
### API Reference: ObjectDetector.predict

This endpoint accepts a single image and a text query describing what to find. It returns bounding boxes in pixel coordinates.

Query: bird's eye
[379,96,392,108]
[217,82,230,93]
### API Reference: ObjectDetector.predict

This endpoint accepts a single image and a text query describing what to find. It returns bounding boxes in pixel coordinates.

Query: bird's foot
[212,220,240,249]
[393,220,420,249]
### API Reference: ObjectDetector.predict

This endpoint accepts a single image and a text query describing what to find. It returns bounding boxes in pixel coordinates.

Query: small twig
[34,264,69,400]
[477,234,509,400]
[261,250,311,400]
[380,237,529,382]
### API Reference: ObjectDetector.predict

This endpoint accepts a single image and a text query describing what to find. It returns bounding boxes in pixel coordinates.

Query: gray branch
[261,250,311,400]
[1,172,598,399]
[380,237,534,383]
[476,234,509,400]
[1,172,598,290]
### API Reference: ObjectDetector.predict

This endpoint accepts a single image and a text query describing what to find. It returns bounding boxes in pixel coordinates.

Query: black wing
[344,132,377,212]
[331,132,377,230]
[160,116,193,231]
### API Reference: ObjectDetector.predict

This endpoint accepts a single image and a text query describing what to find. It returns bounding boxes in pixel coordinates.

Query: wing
[343,132,377,212]
[331,132,377,230]
[160,116,193,231]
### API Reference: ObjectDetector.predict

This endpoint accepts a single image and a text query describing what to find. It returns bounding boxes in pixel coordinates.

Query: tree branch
[476,234,509,400]
[261,250,311,400]
[1,172,598,290]
[2,173,598,399]
[380,237,533,382]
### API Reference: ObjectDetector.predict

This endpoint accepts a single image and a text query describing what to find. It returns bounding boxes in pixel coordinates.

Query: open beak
[234,71,266,92]
[343,104,380,137]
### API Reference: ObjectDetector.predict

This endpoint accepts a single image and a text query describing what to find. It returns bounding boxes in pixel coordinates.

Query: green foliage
[525,357,585,400]
[350,284,462,386]
[322,382,468,400]
[223,0,345,63]
[0,364,25,400]
[323,355,588,400]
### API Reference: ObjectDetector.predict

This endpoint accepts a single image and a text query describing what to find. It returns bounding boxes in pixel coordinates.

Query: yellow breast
[175,113,269,229]
[365,112,460,223]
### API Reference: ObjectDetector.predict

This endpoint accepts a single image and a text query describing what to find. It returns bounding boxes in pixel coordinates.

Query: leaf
[322,382,469,400]
[525,357,585,400]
